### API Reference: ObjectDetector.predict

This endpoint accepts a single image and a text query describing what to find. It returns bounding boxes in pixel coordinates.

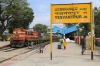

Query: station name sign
[51,3,92,24]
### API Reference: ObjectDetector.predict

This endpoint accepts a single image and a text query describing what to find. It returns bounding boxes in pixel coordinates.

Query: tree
[0,0,33,35]
[78,23,90,36]
[8,7,34,33]
[94,7,100,38]
[33,23,47,33]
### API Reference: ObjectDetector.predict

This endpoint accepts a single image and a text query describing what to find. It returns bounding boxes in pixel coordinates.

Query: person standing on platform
[31,41,34,49]
[39,44,43,53]
[60,39,63,48]
[81,35,86,55]
[63,39,67,50]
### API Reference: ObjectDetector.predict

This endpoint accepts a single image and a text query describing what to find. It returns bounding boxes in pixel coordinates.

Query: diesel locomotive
[10,28,39,47]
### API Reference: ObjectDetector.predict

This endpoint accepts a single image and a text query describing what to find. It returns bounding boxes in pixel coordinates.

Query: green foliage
[33,23,47,33]
[94,9,100,38]
[8,7,34,33]
[78,23,90,36]
[0,0,34,34]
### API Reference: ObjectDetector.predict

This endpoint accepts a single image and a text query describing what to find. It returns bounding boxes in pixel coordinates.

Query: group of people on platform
[60,36,86,55]
[59,39,67,50]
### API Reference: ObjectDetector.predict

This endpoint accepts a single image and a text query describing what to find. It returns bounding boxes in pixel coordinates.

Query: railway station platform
[0,41,10,48]
[0,42,100,66]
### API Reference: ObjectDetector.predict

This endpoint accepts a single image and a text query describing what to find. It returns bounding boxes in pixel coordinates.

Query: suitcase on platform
[58,45,61,49]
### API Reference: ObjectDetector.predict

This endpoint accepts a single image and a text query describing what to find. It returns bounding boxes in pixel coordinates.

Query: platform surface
[0,42,100,66]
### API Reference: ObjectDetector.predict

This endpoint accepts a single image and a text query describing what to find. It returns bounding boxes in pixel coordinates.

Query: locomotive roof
[13,28,39,33]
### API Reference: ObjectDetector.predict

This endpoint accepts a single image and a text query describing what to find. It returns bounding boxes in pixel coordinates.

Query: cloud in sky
[28,0,100,28]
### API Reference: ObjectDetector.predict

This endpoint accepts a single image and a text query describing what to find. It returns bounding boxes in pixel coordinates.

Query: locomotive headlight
[16,32,18,34]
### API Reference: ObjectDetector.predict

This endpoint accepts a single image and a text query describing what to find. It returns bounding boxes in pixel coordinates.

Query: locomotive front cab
[12,28,26,40]
[10,28,26,47]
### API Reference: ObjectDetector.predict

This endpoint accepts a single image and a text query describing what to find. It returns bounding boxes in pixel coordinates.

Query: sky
[27,0,100,28]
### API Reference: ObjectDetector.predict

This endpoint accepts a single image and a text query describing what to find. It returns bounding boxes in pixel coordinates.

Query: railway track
[0,41,50,64]
[0,48,17,52]
[0,44,21,52]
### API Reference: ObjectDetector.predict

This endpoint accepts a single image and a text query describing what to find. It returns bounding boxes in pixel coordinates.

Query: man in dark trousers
[31,41,34,49]
[81,35,86,55]
[39,44,43,53]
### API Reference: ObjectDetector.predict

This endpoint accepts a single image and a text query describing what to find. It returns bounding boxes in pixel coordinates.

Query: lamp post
[63,24,66,39]
[76,23,79,37]
[63,27,66,39]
